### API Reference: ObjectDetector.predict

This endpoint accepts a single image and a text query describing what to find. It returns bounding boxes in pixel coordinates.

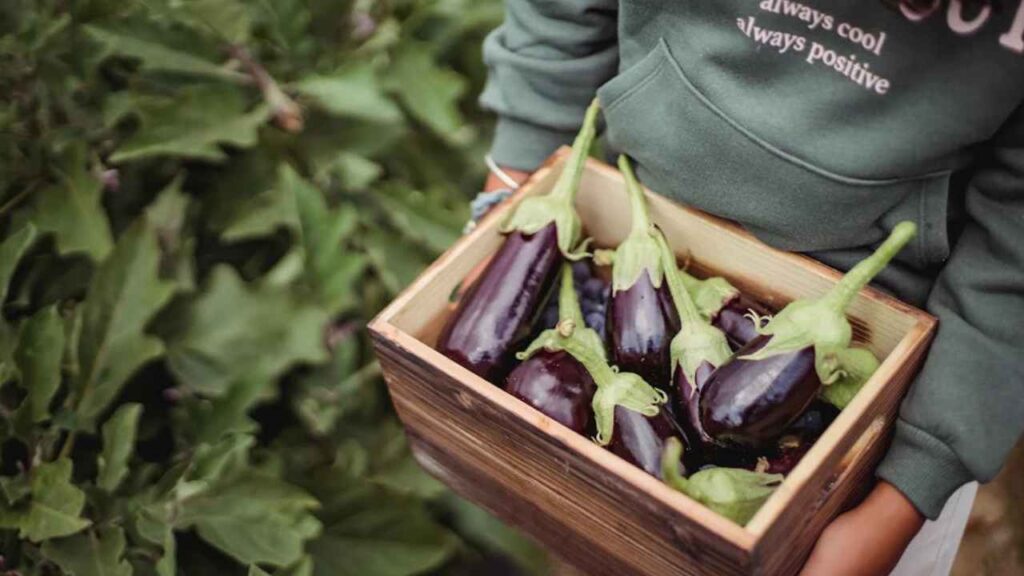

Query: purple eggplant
[607,156,680,389]
[700,222,918,448]
[609,405,687,478]
[678,272,771,349]
[439,226,561,381]
[438,100,601,382]
[649,230,734,453]
[505,265,599,434]
[506,349,597,435]
[516,265,670,460]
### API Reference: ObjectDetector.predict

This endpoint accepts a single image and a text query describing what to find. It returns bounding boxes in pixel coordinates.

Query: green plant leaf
[97,403,142,492]
[160,266,328,396]
[85,25,247,82]
[294,65,403,124]
[386,44,467,142]
[73,219,175,427]
[33,148,114,261]
[0,458,91,542]
[249,567,271,576]
[14,305,64,424]
[42,526,133,576]
[375,188,461,255]
[155,0,253,44]
[363,229,429,295]
[134,503,176,576]
[146,175,194,288]
[0,224,37,302]
[176,473,321,567]
[308,486,457,576]
[289,165,365,314]
[110,85,270,163]
[220,169,299,242]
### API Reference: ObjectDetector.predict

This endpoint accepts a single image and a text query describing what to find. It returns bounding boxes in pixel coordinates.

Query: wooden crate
[368,149,937,576]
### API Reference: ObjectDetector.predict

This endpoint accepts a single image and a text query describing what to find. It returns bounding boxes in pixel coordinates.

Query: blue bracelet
[463,187,514,234]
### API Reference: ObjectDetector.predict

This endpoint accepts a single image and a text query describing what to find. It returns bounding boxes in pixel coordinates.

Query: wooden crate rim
[369,149,937,553]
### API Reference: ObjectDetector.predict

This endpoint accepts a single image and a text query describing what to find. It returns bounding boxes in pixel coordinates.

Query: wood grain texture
[369,149,937,576]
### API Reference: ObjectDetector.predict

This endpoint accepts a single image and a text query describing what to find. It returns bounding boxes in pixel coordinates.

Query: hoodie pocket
[597,39,951,270]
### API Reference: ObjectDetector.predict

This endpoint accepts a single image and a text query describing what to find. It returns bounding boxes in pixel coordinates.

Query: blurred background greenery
[0,0,558,574]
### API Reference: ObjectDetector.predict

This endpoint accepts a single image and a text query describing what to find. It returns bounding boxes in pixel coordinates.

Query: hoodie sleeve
[876,105,1024,520]
[479,0,618,171]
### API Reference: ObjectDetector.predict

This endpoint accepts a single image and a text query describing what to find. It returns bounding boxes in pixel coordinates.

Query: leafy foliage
[0,0,549,574]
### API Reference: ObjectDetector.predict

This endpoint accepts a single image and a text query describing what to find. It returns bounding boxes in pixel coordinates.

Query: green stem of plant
[618,155,653,239]
[549,99,600,208]
[661,437,690,492]
[822,221,917,312]
[655,232,703,325]
[557,264,585,328]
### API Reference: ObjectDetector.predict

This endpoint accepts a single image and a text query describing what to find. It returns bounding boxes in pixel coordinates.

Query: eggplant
[506,349,596,435]
[608,405,687,478]
[678,271,770,349]
[506,265,599,434]
[438,100,601,381]
[649,230,733,453]
[700,222,918,448]
[607,156,680,389]
[516,264,669,450]
[660,438,782,525]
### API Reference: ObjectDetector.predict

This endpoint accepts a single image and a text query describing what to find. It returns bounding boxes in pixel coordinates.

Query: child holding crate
[477,0,1023,574]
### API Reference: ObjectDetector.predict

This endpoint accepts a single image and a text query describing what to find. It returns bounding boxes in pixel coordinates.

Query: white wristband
[485,154,522,190]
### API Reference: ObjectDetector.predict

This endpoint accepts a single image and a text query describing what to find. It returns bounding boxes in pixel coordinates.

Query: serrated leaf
[3,458,92,542]
[160,266,328,396]
[294,65,402,124]
[386,45,466,141]
[33,148,114,261]
[288,165,365,314]
[97,403,142,492]
[73,219,175,427]
[146,175,194,288]
[317,152,382,190]
[42,526,133,576]
[110,85,270,163]
[156,0,252,44]
[221,178,299,242]
[308,486,457,576]
[14,305,64,424]
[176,474,321,567]
[85,25,246,82]
[134,503,176,576]
[0,224,37,302]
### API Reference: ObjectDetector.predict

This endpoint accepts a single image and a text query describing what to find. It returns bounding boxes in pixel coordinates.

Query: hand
[799,482,925,576]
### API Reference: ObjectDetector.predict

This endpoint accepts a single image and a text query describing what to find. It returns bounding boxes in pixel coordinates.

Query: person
[476,0,1024,574]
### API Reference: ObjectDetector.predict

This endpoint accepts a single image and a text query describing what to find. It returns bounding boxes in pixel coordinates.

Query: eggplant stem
[618,156,653,238]
[550,100,601,207]
[661,438,690,492]
[556,264,585,328]
[655,232,703,325]
[744,309,773,334]
[822,222,917,312]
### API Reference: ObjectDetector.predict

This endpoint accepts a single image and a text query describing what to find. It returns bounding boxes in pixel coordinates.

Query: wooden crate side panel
[371,331,754,576]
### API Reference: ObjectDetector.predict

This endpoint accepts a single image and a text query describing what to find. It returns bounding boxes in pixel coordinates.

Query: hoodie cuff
[490,116,578,173]
[876,420,974,520]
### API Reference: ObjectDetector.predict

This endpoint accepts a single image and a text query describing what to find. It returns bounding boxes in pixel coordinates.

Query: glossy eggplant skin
[608,274,680,389]
[674,360,716,450]
[608,406,687,478]
[505,350,597,435]
[438,224,561,382]
[699,335,821,449]
[714,294,771,350]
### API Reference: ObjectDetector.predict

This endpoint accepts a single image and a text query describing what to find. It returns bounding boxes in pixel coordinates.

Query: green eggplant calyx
[819,347,881,409]
[612,156,664,293]
[682,272,740,320]
[502,100,600,257]
[517,264,605,364]
[670,321,733,388]
[592,368,668,446]
[739,222,917,387]
[662,439,782,526]
[744,310,773,335]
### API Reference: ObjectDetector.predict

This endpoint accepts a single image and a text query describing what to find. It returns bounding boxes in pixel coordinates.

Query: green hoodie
[480,0,1024,520]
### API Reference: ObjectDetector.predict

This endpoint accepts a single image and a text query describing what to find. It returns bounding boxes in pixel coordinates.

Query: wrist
[863,481,926,536]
